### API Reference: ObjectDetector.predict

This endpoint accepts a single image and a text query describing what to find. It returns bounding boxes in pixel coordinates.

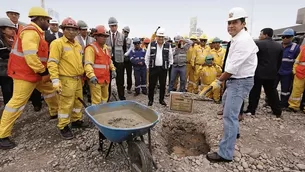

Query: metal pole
[41,0,45,9]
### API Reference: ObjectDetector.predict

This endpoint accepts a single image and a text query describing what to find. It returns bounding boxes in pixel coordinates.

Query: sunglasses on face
[96,34,108,37]
[133,42,141,45]
[282,36,293,39]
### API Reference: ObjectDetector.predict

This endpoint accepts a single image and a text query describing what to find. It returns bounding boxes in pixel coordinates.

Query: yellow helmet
[208,38,214,44]
[190,35,197,40]
[28,7,52,19]
[199,34,208,40]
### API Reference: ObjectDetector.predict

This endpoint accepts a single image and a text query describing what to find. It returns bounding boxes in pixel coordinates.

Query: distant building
[189,17,197,37]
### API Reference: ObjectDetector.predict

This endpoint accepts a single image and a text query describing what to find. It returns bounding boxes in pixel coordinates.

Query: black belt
[228,76,253,80]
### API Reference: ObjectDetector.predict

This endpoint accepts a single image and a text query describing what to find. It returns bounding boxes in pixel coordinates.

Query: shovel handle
[78,97,88,108]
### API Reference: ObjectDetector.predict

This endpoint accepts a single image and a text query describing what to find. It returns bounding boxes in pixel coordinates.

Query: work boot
[71,120,89,129]
[134,92,140,97]
[127,89,132,94]
[287,107,297,113]
[50,115,58,120]
[148,101,153,106]
[0,137,16,150]
[59,126,74,140]
[142,91,147,95]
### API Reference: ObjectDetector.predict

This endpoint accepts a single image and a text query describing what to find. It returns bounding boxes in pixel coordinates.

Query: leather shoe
[206,152,232,162]
[148,101,153,106]
[159,100,167,106]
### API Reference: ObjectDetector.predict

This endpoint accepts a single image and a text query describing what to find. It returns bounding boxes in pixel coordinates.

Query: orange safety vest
[86,42,111,84]
[8,24,48,83]
[295,46,305,79]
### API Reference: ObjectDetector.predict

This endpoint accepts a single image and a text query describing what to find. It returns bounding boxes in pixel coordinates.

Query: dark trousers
[124,61,133,91]
[276,74,293,108]
[113,62,125,100]
[247,77,282,116]
[134,67,147,94]
[0,76,13,105]
[30,89,42,107]
[148,67,167,102]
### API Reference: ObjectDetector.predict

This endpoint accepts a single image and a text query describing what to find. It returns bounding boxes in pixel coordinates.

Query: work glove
[111,70,117,79]
[124,56,130,62]
[90,76,98,85]
[52,79,62,94]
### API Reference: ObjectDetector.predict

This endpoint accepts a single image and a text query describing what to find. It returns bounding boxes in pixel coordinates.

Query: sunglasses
[96,34,109,37]
[110,25,117,27]
[133,42,141,45]
[282,36,293,39]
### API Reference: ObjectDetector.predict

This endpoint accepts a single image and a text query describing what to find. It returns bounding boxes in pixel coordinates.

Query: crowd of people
[0,5,305,164]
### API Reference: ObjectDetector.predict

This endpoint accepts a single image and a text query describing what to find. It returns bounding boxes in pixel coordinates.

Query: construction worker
[206,7,258,162]
[129,37,147,96]
[277,29,300,109]
[191,34,209,93]
[0,18,16,105]
[0,7,58,149]
[168,35,193,93]
[106,17,126,100]
[168,36,179,90]
[186,35,200,93]
[288,45,305,112]
[208,38,215,50]
[45,19,63,46]
[199,55,222,103]
[145,27,173,106]
[122,26,133,94]
[48,17,87,140]
[84,25,116,105]
[210,37,226,68]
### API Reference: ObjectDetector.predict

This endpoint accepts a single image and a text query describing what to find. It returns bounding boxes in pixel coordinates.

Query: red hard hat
[143,38,150,43]
[94,25,109,36]
[61,17,78,29]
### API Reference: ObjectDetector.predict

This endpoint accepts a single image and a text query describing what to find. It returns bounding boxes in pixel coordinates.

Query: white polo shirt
[225,29,258,78]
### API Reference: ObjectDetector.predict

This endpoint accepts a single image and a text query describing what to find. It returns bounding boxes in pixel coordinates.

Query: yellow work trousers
[89,82,109,105]
[186,64,195,93]
[58,76,83,130]
[199,85,220,101]
[288,76,305,111]
[193,65,203,94]
[0,79,58,138]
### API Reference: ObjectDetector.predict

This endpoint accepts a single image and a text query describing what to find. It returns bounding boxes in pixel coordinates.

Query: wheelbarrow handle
[78,97,88,108]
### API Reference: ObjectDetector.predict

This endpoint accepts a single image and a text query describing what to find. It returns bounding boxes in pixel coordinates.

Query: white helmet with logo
[227,7,248,21]
[156,28,165,37]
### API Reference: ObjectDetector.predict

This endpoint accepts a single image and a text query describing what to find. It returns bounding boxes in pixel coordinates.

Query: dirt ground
[0,89,305,172]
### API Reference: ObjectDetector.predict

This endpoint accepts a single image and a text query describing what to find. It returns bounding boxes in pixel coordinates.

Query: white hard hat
[49,19,59,24]
[156,28,165,37]
[228,7,248,21]
[6,9,20,15]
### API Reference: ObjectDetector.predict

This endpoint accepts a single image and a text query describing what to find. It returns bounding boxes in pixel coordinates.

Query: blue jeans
[168,65,186,92]
[218,77,254,160]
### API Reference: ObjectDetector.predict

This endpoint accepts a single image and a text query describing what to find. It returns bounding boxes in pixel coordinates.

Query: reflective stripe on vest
[90,44,110,69]
[10,32,48,63]
[282,58,295,62]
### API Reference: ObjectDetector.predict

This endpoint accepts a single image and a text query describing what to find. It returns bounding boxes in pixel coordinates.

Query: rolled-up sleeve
[145,43,151,68]
[20,30,45,73]
[225,40,256,75]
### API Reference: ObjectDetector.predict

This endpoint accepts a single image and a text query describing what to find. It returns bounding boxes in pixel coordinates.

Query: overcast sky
[1,0,305,40]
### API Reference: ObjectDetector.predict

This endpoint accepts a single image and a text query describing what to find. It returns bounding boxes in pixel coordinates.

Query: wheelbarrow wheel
[128,140,153,172]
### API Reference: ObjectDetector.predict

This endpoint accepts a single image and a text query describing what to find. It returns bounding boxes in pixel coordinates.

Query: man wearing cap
[6,9,25,34]
[106,17,125,100]
[0,7,58,149]
[206,7,258,162]
[145,27,173,106]
[210,37,226,68]
[122,26,133,94]
[45,19,63,46]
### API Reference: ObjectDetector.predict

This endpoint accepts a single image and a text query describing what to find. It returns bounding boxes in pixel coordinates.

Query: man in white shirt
[206,7,258,162]
[145,27,173,106]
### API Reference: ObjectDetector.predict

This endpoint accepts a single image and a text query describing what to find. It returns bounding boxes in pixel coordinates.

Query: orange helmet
[60,17,78,29]
[93,25,109,36]
[143,38,150,44]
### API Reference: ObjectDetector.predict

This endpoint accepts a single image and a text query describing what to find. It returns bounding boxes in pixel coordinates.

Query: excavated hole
[162,117,210,158]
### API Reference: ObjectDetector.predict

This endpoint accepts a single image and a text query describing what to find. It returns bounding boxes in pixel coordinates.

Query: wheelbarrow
[79,99,160,172]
